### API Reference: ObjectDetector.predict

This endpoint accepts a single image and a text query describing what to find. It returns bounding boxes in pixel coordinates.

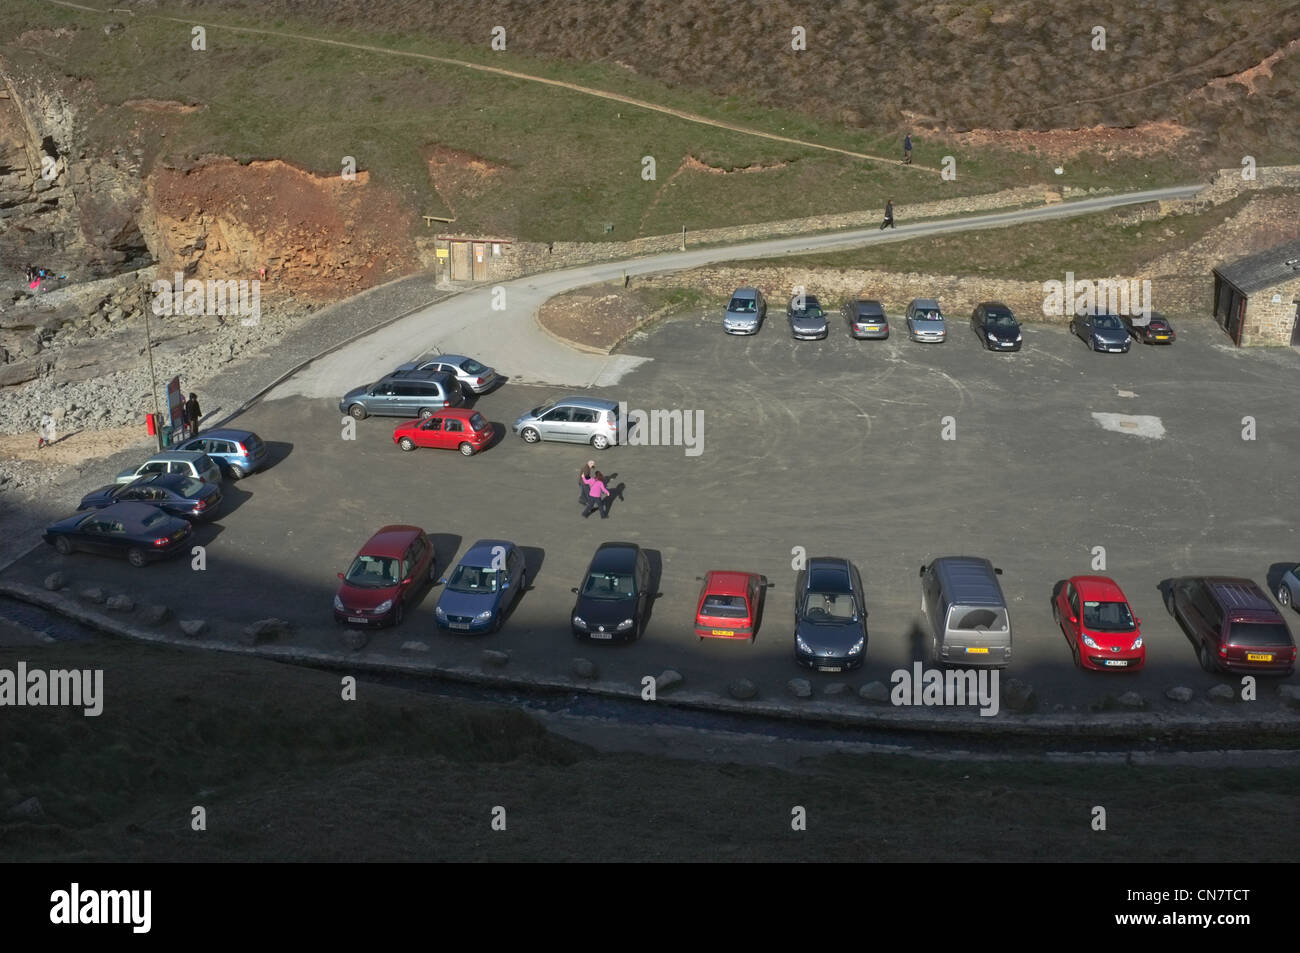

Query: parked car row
[723,287,1176,351]
[329,527,1299,678]
[42,429,268,567]
[339,351,501,421]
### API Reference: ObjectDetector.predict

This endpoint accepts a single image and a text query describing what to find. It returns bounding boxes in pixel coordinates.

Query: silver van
[918,556,1012,667]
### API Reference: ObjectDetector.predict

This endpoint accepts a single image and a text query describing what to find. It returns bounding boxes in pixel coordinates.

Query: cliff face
[141,158,420,299]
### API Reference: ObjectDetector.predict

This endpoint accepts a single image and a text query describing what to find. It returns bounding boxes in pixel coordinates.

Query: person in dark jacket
[184,393,202,436]
[579,460,594,505]
[880,199,895,230]
[903,134,913,164]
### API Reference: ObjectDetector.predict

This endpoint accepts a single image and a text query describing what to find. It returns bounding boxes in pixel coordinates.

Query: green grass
[2,0,1212,245]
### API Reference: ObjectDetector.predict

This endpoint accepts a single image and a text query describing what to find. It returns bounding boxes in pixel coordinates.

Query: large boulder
[1002,678,1037,713]
[728,678,759,700]
[786,678,813,699]
[858,681,889,703]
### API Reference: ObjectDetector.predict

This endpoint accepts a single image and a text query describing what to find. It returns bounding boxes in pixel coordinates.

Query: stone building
[1212,238,1300,346]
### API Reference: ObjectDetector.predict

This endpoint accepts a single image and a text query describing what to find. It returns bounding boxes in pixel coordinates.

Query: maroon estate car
[333,525,436,627]
[1168,577,1296,676]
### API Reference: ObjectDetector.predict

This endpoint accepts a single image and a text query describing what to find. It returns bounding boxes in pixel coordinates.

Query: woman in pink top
[582,470,610,519]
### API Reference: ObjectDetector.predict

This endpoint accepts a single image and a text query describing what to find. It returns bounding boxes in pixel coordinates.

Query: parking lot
[6,309,1299,711]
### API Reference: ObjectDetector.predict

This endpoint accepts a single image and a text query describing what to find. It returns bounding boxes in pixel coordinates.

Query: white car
[116,450,222,485]
[398,352,499,394]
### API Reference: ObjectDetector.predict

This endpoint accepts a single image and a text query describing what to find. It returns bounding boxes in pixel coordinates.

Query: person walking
[578,460,595,505]
[37,414,55,449]
[184,392,202,437]
[582,470,611,519]
[880,199,895,230]
[903,133,913,165]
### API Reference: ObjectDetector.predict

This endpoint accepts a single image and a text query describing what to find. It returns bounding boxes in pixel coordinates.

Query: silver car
[1278,563,1300,612]
[844,299,890,339]
[398,351,499,394]
[905,298,947,343]
[723,287,767,335]
[116,450,222,485]
[513,396,622,450]
[787,294,829,340]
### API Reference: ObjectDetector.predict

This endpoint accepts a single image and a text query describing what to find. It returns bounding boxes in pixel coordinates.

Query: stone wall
[1241,277,1300,346]
[1199,164,1300,206]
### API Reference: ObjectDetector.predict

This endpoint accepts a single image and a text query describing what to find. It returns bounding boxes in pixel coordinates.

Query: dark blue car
[44,501,193,568]
[78,473,223,522]
[434,539,527,633]
[175,429,268,479]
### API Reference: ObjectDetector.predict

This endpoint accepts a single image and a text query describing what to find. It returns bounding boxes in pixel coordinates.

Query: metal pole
[143,304,162,449]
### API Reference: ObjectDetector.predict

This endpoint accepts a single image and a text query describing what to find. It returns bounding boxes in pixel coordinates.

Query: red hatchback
[333,525,436,627]
[694,571,766,641]
[1054,575,1145,671]
[393,409,492,456]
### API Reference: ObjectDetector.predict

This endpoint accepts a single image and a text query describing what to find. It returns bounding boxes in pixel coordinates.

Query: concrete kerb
[4,579,1296,743]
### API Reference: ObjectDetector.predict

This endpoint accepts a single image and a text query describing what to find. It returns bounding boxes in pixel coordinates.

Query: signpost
[165,376,184,448]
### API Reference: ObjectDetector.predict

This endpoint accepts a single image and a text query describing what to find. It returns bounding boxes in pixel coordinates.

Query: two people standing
[578,460,612,519]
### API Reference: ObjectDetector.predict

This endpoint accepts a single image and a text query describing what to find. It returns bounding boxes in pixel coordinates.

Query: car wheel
[458,442,474,456]
[491,613,503,634]
[228,465,245,480]
[1071,638,1081,669]
[591,434,610,450]
[1199,642,1217,674]
[521,427,540,444]
[393,601,404,627]
[418,408,435,420]
[127,548,147,568]
[399,437,416,452]
[1051,602,1060,625]
[1068,320,1076,337]
[53,536,73,556]
[1279,585,1292,609]
[348,404,367,420]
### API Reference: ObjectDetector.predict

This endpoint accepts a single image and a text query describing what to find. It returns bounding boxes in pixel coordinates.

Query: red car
[333,525,436,627]
[393,409,492,456]
[1053,575,1145,670]
[694,570,766,641]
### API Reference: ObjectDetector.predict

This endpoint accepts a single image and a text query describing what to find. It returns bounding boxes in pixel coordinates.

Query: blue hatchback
[435,539,527,633]
[175,429,268,480]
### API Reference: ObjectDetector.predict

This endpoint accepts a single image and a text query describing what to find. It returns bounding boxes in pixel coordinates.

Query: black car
[1123,312,1176,345]
[44,501,193,568]
[78,473,223,521]
[1070,311,1130,352]
[793,557,869,671]
[971,302,1022,352]
[570,542,651,641]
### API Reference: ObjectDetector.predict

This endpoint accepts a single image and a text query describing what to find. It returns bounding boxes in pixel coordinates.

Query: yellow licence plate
[1247,653,1273,662]
[966,646,989,654]
[711,629,733,637]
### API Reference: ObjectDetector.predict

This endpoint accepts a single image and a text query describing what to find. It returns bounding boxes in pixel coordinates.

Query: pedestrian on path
[37,414,55,449]
[578,460,595,505]
[880,199,895,230]
[582,470,611,519]
[184,392,202,437]
[903,134,913,164]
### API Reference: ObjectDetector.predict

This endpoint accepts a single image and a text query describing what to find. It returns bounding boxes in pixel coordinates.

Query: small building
[1212,238,1300,346]
[433,235,513,282]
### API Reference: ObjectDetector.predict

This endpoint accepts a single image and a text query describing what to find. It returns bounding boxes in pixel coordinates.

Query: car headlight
[435,605,446,619]
[795,633,812,653]
[616,618,635,631]
[333,595,344,611]
[475,610,494,622]
[848,637,865,655]
[1082,634,1099,649]
[986,333,997,340]
[573,615,589,631]
[374,599,393,614]
[1015,333,1022,341]
[1130,636,1143,650]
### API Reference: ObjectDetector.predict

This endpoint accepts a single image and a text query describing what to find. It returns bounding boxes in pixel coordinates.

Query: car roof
[590,541,640,570]
[552,396,618,411]
[704,571,755,596]
[433,408,480,420]
[358,524,425,557]
[932,556,1004,606]
[460,538,517,565]
[1203,578,1277,614]
[730,287,759,297]
[980,301,1014,313]
[145,450,208,463]
[87,501,180,528]
[385,369,455,384]
[197,428,259,441]
[911,298,941,309]
[1069,575,1127,602]
[853,299,884,311]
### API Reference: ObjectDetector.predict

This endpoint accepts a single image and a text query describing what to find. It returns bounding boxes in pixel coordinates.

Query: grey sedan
[1070,312,1131,352]
[905,298,947,343]
[787,295,829,340]
[398,352,499,394]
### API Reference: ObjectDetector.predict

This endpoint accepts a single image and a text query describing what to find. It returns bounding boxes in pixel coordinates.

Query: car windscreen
[1082,600,1136,632]
[175,478,204,497]
[469,412,489,431]
[583,571,635,600]
[802,591,857,622]
[702,594,748,618]
[194,454,215,470]
[1227,621,1293,647]
[728,298,756,313]
[345,555,399,588]
[987,314,1015,327]
[1093,314,1123,329]
[529,400,557,416]
[459,359,488,374]
[916,311,942,321]
[447,564,501,594]
[140,510,171,529]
